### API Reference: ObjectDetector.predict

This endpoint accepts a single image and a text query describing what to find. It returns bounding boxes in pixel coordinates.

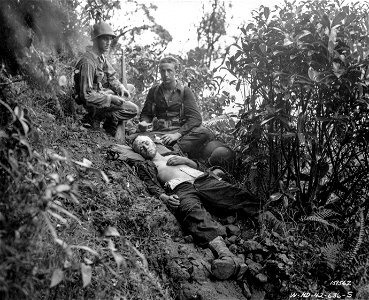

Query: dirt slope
[30,112,255,299]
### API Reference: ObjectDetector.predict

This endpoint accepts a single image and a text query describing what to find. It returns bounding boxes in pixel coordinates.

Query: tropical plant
[226,0,369,289]
[228,0,369,210]
[175,0,237,119]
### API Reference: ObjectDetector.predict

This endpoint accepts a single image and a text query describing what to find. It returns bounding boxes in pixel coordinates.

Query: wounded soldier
[132,135,265,280]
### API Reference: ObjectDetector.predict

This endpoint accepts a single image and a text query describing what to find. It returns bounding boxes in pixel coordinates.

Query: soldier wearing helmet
[74,22,138,136]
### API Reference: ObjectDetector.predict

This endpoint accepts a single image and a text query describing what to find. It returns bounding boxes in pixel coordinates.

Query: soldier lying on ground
[74,22,138,136]
[132,135,272,280]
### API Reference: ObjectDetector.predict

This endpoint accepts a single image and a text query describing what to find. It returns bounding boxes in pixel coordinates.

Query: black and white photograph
[1,0,368,299]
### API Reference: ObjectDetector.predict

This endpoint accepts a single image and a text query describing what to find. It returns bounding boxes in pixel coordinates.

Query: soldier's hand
[119,84,130,98]
[160,194,180,209]
[167,156,189,166]
[161,132,182,145]
[138,121,152,132]
[167,195,180,208]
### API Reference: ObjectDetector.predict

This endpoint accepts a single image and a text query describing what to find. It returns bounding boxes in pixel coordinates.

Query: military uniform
[140,82,214,157]
[74,22,137,135]
[136,159,261,246]
[74,48,138,135]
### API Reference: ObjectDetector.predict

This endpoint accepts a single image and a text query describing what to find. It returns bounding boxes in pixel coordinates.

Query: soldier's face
[159,63,176,85]
[134,136,157,159]
[96,35,112,54]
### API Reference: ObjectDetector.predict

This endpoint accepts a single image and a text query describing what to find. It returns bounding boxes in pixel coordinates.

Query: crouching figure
[74,21,138,136]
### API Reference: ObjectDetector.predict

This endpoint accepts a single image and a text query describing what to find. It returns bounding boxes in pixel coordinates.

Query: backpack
[73,52,98,105]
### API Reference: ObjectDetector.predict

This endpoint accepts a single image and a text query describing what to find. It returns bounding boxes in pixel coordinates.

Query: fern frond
[302,215,340,230]
[302,209,340,230]
[203,115,234,129]
[347,209,365,262]
[314,209,340,219]
[320,243,342,269]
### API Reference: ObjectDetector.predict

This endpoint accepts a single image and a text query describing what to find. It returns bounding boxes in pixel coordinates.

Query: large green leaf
[80,263,92,288]
[332,11,346,28]
[50,269,64,288]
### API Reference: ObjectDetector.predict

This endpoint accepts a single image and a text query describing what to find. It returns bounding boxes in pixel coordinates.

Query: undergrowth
[0,78,174,299]
[1,62,368,300]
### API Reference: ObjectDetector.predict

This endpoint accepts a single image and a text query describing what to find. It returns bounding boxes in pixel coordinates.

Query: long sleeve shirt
[74,47,123,108]
[140,82,202,136]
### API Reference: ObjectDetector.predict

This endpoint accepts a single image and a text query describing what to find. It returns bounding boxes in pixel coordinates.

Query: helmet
[91,22,116,40]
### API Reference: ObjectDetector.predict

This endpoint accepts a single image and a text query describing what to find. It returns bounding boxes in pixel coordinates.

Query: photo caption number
[330,281,352,286]
[301,292,310,298]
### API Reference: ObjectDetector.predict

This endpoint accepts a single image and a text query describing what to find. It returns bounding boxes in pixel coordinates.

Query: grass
[1,80,368,300]
[0,81,175,299]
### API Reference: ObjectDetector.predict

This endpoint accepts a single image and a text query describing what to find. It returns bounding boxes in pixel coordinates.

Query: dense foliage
[1,0,369,299]
[0,0,172,299]
[226,0,369,295]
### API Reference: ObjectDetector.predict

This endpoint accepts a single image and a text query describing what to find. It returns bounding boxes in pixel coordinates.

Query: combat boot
[208,236,247,280]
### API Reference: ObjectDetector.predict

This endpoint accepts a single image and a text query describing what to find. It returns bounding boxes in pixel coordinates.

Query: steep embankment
[3,94,297,299]
[26,110,251,299]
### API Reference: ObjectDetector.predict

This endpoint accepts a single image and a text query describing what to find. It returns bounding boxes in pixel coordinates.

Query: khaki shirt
[74,47,122,108]
[140,82,202,136]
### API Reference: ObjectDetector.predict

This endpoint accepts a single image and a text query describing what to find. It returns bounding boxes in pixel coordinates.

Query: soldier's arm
[178,87,202,136]
[77,60,112,108]
[140,87,156,123]
[166,155,198,169]
[104,60,121,92]
[104,60,130,97]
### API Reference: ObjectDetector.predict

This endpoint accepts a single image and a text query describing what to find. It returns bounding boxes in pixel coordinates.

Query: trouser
[158,127,235,168]
[84,96,138,135]
[173,173,262,246]
[177,126,214,157]
[140,126,214,157]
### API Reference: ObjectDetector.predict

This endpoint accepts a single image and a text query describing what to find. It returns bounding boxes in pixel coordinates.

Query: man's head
[132,135,157,159]
[91,22,116,54]
[159,56,179,87]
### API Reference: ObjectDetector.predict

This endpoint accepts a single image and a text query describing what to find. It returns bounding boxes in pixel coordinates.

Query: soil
[34,114,270,300]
